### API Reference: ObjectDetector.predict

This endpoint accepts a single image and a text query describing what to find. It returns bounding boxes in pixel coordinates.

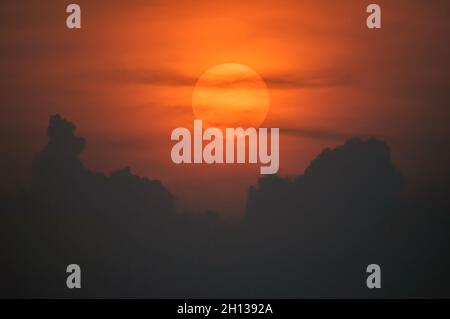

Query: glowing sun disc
[192,63,270,129]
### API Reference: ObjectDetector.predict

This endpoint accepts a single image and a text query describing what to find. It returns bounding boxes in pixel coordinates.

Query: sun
[192,63,270,129]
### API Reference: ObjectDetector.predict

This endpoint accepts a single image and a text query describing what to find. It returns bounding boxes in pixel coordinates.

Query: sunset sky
[1,0,450,218]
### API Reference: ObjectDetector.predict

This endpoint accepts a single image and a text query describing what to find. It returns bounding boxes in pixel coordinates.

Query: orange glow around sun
[192,63,270,129]
[4,1,446,218]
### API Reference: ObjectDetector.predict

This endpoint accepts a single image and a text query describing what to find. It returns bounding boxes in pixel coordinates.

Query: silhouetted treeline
[0,114,449,298]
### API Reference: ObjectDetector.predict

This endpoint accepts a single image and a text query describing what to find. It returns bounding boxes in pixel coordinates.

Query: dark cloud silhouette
[244,138,449,297]
[0,115,449,298]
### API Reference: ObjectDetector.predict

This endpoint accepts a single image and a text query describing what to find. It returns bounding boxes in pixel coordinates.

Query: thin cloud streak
[101,68,354,90]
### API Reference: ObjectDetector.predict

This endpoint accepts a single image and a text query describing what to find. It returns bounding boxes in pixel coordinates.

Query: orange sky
[1,0,450,218]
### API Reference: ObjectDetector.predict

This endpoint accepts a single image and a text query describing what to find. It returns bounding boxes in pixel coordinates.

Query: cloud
[1,115,449,298]
[103,68,196,86]
[100,68,354,90]
[264,70,354,89]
